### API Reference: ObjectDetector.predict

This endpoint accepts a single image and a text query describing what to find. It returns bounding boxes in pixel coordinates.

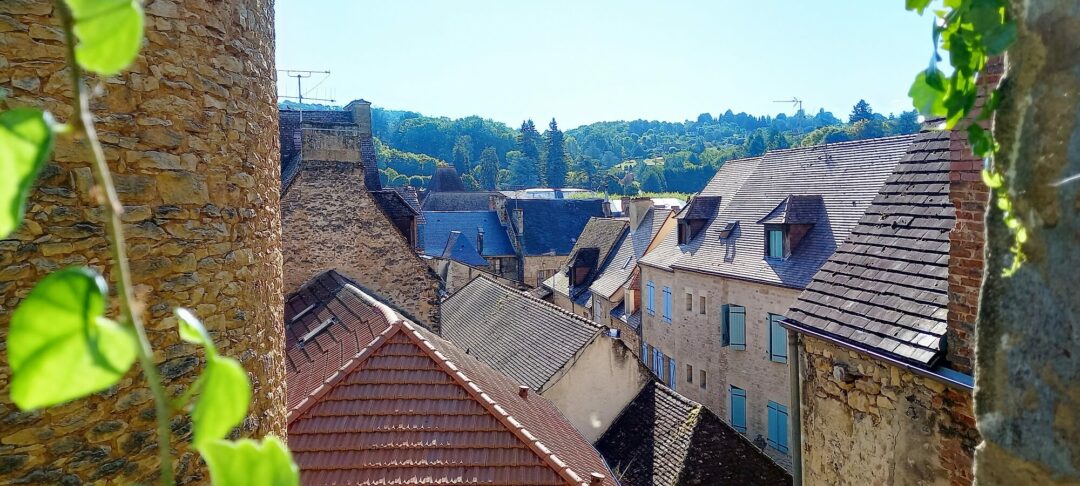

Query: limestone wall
[0,0,285,483]
[524,255,566,288]
[281,160,441,329]
[800,337,977,486]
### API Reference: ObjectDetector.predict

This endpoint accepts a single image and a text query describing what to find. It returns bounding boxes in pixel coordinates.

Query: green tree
[452,135,473,173]
[544,118,568,187]
[893,110,921,134]
[478,146,500,190]
[849,99,874,123]
[744,130,767,156]
[506,150,539,187]
[640,169,664,193]
[852,119,886,140]
[765,129,790,150]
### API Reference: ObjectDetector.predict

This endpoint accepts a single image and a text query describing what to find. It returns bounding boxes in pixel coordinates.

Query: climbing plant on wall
[0,1,298,485]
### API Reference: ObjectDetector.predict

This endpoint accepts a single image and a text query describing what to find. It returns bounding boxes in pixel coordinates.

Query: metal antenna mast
[277,69,335,104]
[772,97,803,113]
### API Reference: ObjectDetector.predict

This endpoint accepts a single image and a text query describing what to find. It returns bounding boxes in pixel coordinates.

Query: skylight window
[298,318,336,345]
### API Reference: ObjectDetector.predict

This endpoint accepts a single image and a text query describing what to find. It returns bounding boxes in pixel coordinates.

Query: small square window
[699,296,706,315]
[685,364,693,383]
[685,292,693,312]
[699,370,707,389]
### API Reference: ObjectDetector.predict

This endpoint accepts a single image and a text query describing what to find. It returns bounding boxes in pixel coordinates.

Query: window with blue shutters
[668,357,676,392]
[730,386,747,433]
[768,314,788,363]
[768,401,790,454]
[646,281,655,315]
[662,286,672,322]
[721,304,746,350]
[767,228,785,259]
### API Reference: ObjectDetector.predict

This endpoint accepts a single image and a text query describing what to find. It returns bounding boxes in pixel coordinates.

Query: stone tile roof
[639,157,762,271]
[676,195,722,220]
[421,211,516,257]
[590,209,670,299]
[441,276,603,391]
[596,382,792,486]
[645,136,912,291]
[391,186,425,224]
[421,191,502,212]
[427,166,467,192]
[786,127,955,367]
[544,218,629,302]
[286,272,617,485]
[441,231,489,267]
[758,194,826,225]
[507,198,607,256]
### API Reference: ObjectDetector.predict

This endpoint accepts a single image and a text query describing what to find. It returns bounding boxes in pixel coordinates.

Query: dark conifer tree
[478,146,500,190]
[544,118,568,188]
[849,99,874,124]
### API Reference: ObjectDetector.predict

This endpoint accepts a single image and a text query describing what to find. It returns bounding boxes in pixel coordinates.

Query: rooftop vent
[518,386,529,398]
[290,303,317,323]
[590,473,606,485]
[298,317,336,345]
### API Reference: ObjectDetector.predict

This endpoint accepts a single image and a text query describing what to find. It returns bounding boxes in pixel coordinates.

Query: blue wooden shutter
[646,281,655,314]
[669,358,676,392]
[768,401,790,454]
[641,341,648,364]
[662,287,672,322]
[769,315,787,362]
[721,304,730,346]
[730,387,747,433]
[730,306,746,350]
[768,229,784,258]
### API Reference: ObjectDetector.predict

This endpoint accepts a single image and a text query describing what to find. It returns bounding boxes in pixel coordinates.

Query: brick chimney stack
[946,56,1004,374]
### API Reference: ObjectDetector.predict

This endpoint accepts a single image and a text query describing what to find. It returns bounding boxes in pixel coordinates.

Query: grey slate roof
[427,166,467,192]
[420,211,515,257]
[589,208,671,300]
[786,127,955,367]
[758,195,826,225]
[440,231,489,267]
[646,136,913,290]
[507,199,607,256]
[441,276,603,391]
[421,191,502,212]
[677,195,721,220]
[639,157,762,271]
[544,218,629,302]
[595,382,792,486]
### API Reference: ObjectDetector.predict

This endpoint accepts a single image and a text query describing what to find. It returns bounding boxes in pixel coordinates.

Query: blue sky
[274,1,936,129]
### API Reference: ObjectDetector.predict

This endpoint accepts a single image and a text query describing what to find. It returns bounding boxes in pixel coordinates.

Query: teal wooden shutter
[669,358,676,391]
[769,314,787,362]
[641,341,648,364]
[730,387,747,433]
[768,229,784,258]
[768,401,790,453]
[730,306,746,350]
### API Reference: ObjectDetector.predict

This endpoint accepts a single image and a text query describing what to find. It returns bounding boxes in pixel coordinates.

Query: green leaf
[192,355,251,448]
[0,109,54,238]
[200,437,299,486]
[65,0,144,75]
[967,123,993,155]
[7,267,136,410]
[983,22,1017,55]
[906,0,933,14]
[176,307,215,355]
[909,71,946,116]
[981,169,1004,188]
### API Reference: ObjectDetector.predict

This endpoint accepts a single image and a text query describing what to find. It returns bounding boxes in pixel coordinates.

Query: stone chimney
[346,99,373,136]
[602,200,612,217]
[620,196,631,216]
[476,228,485,255]
[0,1,284,483]
[945,57,1003,374]
[628,197,654,231]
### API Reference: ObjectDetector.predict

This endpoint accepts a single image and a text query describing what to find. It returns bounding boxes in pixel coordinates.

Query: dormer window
[767,227,785,259]
[675,195,722,245]
[758,195,825,262]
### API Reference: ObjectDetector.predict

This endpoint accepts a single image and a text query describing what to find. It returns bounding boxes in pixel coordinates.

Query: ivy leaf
[0,109,54,238]
[909,70,946,116]
[967,123,993,156]
[983,22,1017,55]
[200,437,299,486]
[192,355,251,448]
[65,0,144,75]
[7,268,136,410]
[176,307,215,354]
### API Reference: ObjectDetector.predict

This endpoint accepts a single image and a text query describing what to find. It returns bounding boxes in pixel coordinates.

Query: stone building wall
[640,264,800,469]
[281,160,441,329]
[0,0,285,483]
[524,255,566,288]
[800,336,977,486]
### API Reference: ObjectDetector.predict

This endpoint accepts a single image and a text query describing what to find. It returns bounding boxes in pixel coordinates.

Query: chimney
[602,200,612,217]
[945,56,1002,374]
[476,227,485,255]
[514,208,524,235]
[628,197,654,231]
[620,196,631,216]
[590,473,606,485]
[347,99,373,136]
[488,194,497,211]
[518,386,529,398]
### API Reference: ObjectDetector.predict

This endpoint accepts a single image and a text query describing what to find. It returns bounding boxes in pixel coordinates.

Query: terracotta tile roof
[286,271,616,486]
[441,276,603,392]
[786,126,956,367]
[596,382,791,486]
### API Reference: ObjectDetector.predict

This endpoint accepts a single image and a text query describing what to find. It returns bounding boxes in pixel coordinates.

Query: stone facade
[0,0,285,483]
[281,160,441,329]
[800,337,977,485]
[429,257,523,295]
[524,255,566,288]
[640,264,799,469]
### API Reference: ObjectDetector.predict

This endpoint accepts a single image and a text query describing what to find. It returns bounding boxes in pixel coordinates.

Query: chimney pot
[590,472,605,485]
[518,386,529,398]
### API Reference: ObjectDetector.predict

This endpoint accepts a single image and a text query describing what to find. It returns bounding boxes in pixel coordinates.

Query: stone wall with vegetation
[800,336,978,486]
[0,0,285,483]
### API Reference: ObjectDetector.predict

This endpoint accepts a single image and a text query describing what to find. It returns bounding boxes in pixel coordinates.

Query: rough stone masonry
[0,0,286,483]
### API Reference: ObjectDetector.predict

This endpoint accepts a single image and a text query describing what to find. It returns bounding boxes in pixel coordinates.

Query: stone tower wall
[0,0,285,483]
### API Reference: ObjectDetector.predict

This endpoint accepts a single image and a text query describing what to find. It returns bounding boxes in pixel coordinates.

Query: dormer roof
[757,195,826,225]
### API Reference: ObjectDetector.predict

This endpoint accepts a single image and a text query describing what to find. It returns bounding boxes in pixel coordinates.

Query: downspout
[788,329,803,485]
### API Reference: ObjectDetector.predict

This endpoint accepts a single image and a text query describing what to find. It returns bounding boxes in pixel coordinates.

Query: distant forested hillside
[280,100,920,193]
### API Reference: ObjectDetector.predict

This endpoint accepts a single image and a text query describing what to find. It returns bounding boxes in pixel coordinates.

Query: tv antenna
[772,97,803,113]
[277,69,335,104]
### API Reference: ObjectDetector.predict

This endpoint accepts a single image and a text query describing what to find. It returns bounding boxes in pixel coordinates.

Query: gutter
[787,330,803,486]
[780,318,973,392]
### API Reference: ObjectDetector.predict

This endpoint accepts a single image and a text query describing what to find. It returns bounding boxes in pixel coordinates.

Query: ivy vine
[906,0,1023,275]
